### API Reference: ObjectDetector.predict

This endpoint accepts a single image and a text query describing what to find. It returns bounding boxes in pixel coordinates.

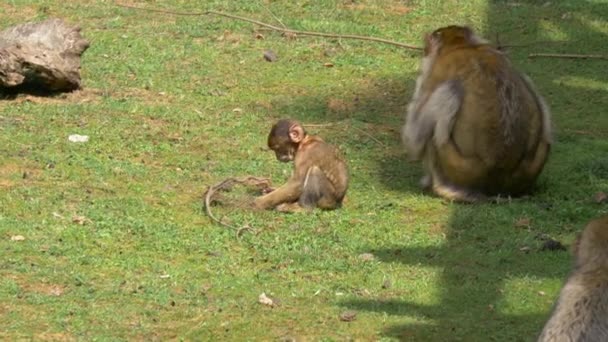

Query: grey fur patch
[402,80,463,158]
[496,69,521,145]
[431,80,464,146]
[299,166,331,208]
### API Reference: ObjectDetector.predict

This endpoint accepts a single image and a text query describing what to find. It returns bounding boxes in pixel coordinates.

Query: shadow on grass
[268,70,425,194]
[262,1,608,339]
[344,206,567,340]
[0,84,68,100]
[341,1,608,340]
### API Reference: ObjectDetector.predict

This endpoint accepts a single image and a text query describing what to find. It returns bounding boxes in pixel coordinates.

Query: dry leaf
[282,31,297,40]
[72,215,88,225]
[339,310,357,322]
[258,292,276,307]
[11,235,25,241]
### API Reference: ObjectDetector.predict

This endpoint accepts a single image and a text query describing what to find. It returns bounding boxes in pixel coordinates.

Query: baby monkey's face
[269,137,296,163]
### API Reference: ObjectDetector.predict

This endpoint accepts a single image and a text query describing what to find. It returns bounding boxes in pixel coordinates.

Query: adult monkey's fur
[402,25,552,202]
[538,216,608,341]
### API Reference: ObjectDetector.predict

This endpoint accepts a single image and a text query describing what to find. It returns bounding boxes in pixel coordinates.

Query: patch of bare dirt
[343,3,368,11]
[2,86,178,106]
[142,116,171,131]
[34,333,76,342]
[7,274,67,296]
[388,5,413,15]
[428,222,447,238]
[0,163,41,189]
[0,4,38,20]
[326,98,355,114]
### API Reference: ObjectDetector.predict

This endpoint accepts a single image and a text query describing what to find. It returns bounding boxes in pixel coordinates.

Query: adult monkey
[253,119,349,212]
[538,215,608,341]
[402,25,552,202]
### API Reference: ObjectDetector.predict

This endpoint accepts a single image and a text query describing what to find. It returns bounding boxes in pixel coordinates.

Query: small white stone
[68,134,89,143]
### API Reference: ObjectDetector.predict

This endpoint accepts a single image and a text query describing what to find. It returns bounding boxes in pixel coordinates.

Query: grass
[1,0,608,340]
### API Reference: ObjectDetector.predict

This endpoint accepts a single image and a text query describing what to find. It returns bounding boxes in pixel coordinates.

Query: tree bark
[0,18,89,92]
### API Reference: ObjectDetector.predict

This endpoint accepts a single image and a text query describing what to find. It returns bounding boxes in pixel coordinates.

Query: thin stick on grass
[115,3,423,51]
[257,3,288,30]
[116,3,575,54]
[353,125,387,148]
[528,53,608,60]
[203,176,271,239]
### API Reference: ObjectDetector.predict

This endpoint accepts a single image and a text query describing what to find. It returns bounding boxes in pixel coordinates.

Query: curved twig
[115,3,423,51]
[203,176,271,239]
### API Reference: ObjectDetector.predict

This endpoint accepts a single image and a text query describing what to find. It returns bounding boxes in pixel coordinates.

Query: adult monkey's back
[402,25,552,202]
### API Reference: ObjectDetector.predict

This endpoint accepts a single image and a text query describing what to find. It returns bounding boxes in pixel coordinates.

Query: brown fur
[538,215,608,341]
[402,26,552,202]
[253,119,349,212]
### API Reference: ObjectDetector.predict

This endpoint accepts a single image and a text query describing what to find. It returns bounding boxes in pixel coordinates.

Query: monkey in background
[253,119,349,212]
[402,25,552,202]
[538,215,608,341]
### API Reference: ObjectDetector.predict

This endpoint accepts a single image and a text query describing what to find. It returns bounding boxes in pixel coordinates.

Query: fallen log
[0,18,89,92]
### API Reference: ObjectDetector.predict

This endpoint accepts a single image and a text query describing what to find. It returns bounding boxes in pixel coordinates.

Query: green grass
[1,0,608,340]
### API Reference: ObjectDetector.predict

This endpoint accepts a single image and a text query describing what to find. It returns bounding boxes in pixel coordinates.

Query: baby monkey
[253,119,349,212]
[538,215,608,341]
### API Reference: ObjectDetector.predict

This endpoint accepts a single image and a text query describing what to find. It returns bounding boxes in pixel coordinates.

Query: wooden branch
[528,53,608,60]
[115,3,423,51]
[203,176,271,239]
[353,125,387,148]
